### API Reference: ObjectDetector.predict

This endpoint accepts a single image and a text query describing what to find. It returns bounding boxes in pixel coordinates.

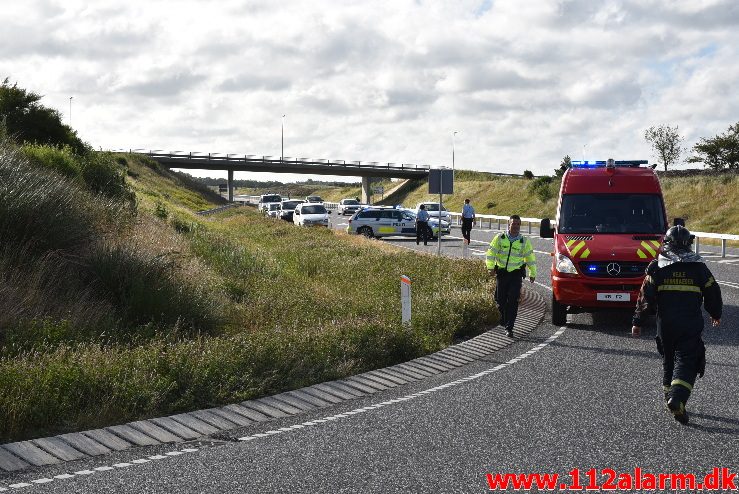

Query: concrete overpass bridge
[134,150,432,202]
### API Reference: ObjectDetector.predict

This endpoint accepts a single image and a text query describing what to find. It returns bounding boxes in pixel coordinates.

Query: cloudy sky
[2,0,738,181]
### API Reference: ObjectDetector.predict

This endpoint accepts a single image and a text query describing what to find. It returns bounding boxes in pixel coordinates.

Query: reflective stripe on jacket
[485,233,537,277]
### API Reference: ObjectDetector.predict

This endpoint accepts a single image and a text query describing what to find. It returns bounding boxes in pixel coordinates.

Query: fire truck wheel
[552,294,567,326]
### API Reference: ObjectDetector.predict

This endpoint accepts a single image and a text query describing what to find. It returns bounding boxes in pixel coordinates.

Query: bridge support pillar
[361,176,373,204]
[227,168,234,202]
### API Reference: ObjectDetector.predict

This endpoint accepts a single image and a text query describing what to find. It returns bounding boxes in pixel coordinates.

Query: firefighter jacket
[632,252,722,335]
[485,233,537,278]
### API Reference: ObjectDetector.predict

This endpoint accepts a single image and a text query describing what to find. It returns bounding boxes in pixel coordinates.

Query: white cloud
[1,0,737,179]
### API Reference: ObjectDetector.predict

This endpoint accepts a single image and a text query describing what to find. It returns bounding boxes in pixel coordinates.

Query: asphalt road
[3,219,737,493]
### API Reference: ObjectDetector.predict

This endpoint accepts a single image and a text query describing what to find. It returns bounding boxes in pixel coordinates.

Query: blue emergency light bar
[571,160,648,168]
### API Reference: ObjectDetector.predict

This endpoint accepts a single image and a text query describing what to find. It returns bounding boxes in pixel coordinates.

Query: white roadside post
[401,275,412,325]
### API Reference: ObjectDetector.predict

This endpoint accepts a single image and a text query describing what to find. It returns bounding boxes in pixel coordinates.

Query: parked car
[293,203,330,227]
[338,198,362,215]
[305,195,324,203]
[346,206,449,239]
[279,199,304,222]
[415,202,451,223]
[265,203,281,218]
[258,193,282,213]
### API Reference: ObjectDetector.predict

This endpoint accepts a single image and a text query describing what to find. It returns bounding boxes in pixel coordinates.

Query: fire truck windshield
[559,194,666,234]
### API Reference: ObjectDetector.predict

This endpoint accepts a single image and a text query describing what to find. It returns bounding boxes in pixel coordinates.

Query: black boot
[667,397,689,425]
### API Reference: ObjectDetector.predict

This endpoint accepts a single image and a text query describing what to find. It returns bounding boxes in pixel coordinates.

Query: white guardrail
[231,196,738,258]
[448,213,739,258]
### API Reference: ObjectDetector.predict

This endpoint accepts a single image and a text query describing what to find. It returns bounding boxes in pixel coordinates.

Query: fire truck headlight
[555,253,578,274]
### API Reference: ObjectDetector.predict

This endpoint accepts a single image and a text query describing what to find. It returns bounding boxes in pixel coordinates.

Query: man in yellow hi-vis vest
[486,215,536,337]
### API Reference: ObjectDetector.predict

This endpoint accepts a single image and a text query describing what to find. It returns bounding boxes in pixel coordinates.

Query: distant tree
[644,124,684,171]
[688,122,739,170]
[554,155,571,177]
[523,170,534,179]
[0,78,86,153]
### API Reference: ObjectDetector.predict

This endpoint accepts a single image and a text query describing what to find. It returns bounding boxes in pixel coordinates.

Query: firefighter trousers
[495,271,523,331]
[658,331,704,405]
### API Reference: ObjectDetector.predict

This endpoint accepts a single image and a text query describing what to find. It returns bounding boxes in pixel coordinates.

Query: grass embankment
[0,146,496,442]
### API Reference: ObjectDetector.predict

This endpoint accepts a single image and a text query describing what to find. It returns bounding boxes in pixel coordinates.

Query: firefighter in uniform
[631,225,722,425]
[486,215,536,338]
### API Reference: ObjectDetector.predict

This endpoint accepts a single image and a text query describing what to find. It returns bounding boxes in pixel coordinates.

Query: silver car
[338,198,362,216]
[347,207,449,239]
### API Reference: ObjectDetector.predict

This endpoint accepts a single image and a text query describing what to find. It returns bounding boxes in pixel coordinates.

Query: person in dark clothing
[461,198,475,245]
[632,225,722,425]
[416,204,430,246]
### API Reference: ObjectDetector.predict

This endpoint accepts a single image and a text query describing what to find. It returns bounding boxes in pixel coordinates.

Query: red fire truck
[540,159,668,325]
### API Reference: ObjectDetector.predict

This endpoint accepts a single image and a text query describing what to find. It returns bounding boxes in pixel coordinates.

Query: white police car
[346,206,450,239]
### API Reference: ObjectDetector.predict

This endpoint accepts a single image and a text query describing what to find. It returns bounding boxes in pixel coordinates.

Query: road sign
[429,169,453,194]
[372,186,384,195]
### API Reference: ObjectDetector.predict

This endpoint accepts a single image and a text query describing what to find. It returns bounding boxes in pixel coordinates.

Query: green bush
[80,151,135,202]
[528,176,554,202]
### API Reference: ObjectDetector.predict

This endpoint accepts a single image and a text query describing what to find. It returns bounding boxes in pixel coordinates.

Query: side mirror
[673,217,685,227]
[540,218,554,238]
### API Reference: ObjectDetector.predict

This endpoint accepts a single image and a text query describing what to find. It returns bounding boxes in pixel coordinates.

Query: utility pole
[281,114,285,162]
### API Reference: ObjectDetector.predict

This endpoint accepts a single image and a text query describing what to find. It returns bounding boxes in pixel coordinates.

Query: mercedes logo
[606,262,621,276]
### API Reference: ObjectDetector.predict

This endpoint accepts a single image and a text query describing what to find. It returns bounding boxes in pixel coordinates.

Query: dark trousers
[658,329,704,405]
[461,218,473,242]
[416,221,428,245]
[495,271,523,331]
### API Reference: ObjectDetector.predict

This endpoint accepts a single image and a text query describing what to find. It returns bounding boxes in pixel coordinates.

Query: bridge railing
[129,150,432,173]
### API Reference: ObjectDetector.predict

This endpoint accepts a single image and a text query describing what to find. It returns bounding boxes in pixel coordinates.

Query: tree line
[643,122,738,171]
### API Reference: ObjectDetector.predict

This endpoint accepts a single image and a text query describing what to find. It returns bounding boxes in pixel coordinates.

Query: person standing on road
[485,215,536,337]
[461,198,475,245]
[631,225,722,425]
[416,204,430,246]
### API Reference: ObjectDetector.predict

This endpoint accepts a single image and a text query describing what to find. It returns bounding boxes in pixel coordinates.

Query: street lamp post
[452,131,458,178]
[281,114,285,162]
[69,96,73,126]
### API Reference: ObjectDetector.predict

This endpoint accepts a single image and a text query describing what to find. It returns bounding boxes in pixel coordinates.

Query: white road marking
[718,280,739,290]
[230,324,567,444]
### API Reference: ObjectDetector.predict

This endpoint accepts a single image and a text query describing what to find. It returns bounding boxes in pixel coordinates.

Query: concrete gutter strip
[0,288,545,474]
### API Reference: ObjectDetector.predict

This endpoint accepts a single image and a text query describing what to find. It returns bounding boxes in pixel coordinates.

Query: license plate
[596,293,630,302]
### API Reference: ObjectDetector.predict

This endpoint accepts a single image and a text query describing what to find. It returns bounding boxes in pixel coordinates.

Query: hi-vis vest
[485,233,537,277]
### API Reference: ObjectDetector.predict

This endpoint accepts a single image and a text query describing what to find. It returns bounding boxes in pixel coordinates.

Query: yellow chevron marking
[650,240,661,248]
[570,240,585,255]
[566,239,576,247]
[637,249,647,259]
[641,241,657,257]
[580,248,591,259]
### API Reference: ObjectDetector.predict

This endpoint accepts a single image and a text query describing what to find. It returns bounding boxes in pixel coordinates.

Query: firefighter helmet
[664,225,694,250]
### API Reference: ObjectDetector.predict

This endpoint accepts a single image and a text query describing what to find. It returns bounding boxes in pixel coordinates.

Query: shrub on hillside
[528,176,554,202]
[22,144,135,203]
